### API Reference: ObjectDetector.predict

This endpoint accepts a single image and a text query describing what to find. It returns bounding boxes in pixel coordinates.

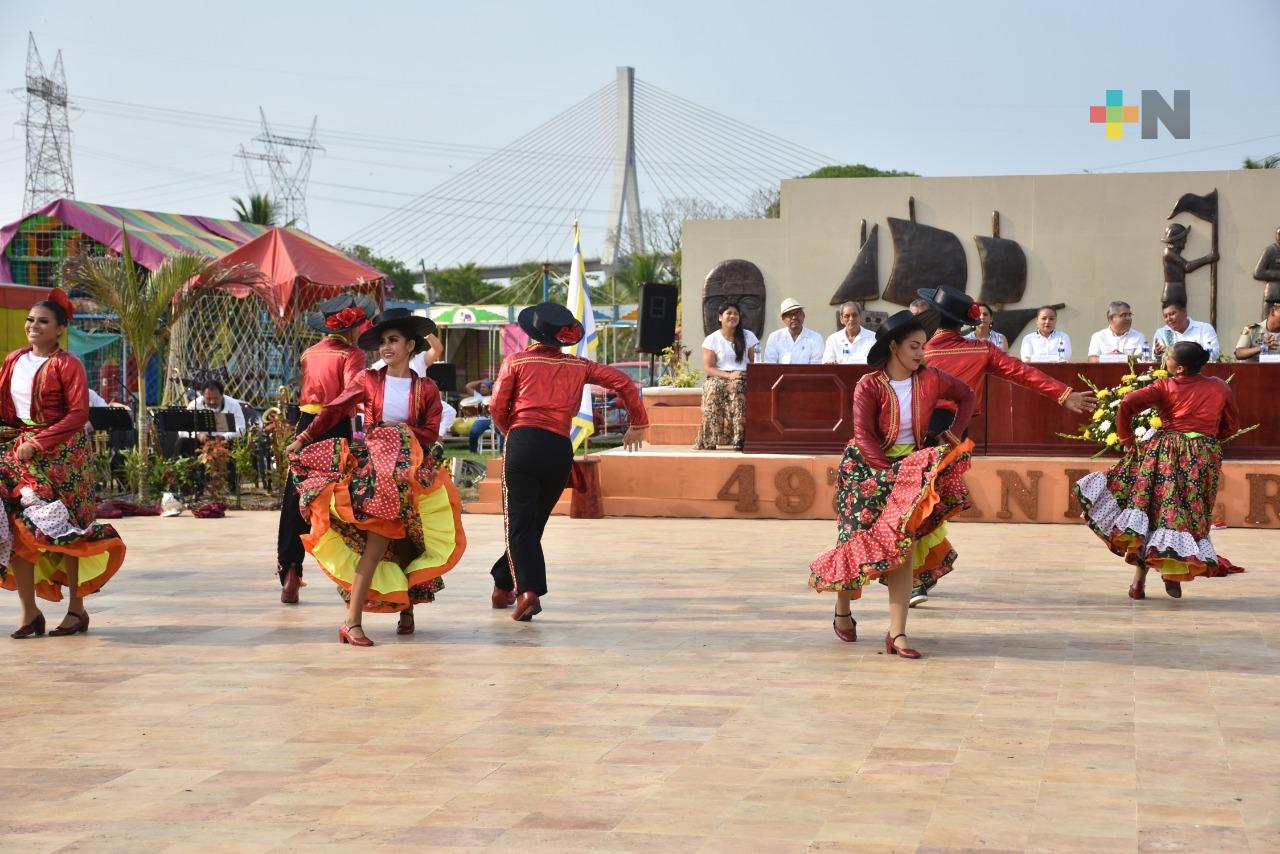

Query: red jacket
[490,344,649,437]
[297,336,367,442]
[360,367,443,449]
[1117,375,1239,445]
[924,329,1071,414]
[0,347,89,452]
[852,366,975,469]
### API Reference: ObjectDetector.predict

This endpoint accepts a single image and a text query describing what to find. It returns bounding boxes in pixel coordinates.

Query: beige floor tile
[0,515,1272,852]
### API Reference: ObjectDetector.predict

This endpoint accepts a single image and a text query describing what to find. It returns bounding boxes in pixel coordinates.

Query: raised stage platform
[466,444,1280,529]
[467,363,1280,528]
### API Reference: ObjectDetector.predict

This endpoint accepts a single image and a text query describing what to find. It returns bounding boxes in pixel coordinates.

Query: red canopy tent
[205,227,385,326]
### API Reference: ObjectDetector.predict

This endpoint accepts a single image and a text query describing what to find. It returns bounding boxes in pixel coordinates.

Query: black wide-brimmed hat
[306,294,379,334]
[356,308,437,350]
[518,301,584,347]
[916,285,980,327]
[867,309,928,368]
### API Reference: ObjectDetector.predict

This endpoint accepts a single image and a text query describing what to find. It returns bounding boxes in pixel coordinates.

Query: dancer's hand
[15,442,36,462]
[1063,390,1097,414]
[622,427,647,452]
[285,439,303,455]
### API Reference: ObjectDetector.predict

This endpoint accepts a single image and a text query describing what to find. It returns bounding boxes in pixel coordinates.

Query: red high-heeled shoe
[1128,581,1146,600]
[884,632,921,659]
[338,623,374,647]
[10,613,45,639]
[49,611,89,637]
[832,610,857,643]
[396,609,415,635]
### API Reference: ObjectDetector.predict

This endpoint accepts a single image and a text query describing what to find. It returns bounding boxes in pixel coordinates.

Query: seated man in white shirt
[762,298,824,365]
[1153,299,1220,361]
[184,379,246,444]
[822,301,877,364]
[1088,300,1148,362]
[1020,305,1072,362]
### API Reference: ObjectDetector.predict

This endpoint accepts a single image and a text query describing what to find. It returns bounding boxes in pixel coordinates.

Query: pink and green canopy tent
[0,198,381,281]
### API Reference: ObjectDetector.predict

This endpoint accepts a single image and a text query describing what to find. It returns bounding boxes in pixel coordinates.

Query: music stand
[88,407,133,432]
[152,408,216,434]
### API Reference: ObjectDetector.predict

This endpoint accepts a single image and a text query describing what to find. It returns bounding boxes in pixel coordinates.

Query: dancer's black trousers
[490,427,572,596]
[275,413,351,582]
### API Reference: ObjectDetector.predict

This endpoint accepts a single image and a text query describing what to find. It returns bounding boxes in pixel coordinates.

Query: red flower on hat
[966,302,982,322]
[554,324,583,346]
[326,306,367,330]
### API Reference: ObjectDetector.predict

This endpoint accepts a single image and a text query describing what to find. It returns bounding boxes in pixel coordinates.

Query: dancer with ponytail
[1074,342,1243,599]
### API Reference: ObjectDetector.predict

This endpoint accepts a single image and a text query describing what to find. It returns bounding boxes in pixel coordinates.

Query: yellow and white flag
[565,222,597,451]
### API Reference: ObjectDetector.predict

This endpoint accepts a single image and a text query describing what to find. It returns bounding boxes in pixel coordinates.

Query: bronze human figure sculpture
[1161,222,1218,307]
[703,259,766,339]
[1253,227,1280,304]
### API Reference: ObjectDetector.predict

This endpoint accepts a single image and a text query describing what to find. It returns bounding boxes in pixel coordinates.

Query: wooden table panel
[744,362,1278,458]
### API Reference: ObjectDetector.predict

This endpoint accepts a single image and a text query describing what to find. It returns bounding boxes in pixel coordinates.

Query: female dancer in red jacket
[1075,341,1242,599]
[0,290,126,638]
[809,310,974,659]
[290,309,465,646]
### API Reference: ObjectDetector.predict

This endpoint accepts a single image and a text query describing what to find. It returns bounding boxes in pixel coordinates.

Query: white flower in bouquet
[1099,420,1111,433]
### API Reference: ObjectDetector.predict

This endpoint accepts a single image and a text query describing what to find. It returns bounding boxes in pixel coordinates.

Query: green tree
[62,225,261,494]
[750,163,920,218]
[1243,154,1279,169]
[231,193,283,226]
[343,244,419,300]
[428,263,498,304]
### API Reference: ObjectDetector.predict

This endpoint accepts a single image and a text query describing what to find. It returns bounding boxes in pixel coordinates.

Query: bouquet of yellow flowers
[1058,356,1255,457]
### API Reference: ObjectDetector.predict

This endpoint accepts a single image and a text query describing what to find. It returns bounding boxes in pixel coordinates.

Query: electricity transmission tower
[235,109,323,229]
[21,33,75,214]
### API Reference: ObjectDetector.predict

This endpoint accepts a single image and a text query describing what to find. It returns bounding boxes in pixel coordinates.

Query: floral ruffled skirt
[292,424,466,612]
[810,440,973,598]
[0,427,126,601]
[1074,431,1242,582]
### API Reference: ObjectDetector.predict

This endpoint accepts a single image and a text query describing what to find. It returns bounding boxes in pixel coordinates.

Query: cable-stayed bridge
[341,67,833,275]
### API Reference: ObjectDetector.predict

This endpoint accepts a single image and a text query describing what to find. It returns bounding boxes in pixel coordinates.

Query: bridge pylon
[600,66,645,271]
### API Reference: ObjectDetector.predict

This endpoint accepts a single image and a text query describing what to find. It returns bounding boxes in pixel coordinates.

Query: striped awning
[0,199,380,279]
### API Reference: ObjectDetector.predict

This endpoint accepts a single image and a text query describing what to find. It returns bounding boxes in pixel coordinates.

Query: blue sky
[1,0,1275,266]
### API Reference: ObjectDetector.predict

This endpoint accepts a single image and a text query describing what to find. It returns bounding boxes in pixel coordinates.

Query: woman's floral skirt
[1074,431,1242,582]
[292,424,466,612]
[693,376,747,450]
[809,440,973,598]
[0,427,126,601]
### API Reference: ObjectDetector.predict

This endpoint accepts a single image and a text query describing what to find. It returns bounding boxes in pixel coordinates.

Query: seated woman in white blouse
[1020,306,1072,362]
[693,301,757,450]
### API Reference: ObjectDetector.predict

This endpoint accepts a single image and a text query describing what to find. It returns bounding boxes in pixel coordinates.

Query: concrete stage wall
[682,169,1280,358]
[467,447,1280,530]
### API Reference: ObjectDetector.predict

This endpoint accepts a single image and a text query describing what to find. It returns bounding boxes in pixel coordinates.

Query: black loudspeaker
[426,362,457,393]
[636,282,679,354]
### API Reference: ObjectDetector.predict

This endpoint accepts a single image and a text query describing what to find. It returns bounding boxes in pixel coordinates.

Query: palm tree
[62,224,262,494]
[1243,154,1279,169]
[231,193,281,225]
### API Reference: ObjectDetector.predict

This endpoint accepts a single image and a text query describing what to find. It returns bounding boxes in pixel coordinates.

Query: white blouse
[10,351,49,422]
[382,375,413,424]
[890,377,914,445]
[702,329,759,372]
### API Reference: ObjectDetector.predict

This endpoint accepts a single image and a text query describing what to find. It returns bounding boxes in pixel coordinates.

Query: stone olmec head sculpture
[703,259,766,338]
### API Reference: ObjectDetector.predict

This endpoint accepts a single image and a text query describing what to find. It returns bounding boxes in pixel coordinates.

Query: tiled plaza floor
[0,513,1275,853]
